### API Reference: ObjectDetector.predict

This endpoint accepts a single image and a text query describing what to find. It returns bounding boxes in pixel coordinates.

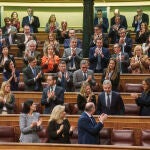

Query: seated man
[90,24,109,48]
[62,37,83,72]
[41,75,64,114]
[17,25,37,57]
[23,56,45,91]
[73,60,96,92]
[97,80,125,115]
[23,40,41,66]
[89,37,110,73]
[64,29,82,49]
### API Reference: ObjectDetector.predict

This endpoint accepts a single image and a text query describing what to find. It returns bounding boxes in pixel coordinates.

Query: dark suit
[132,13,149,32]
[78,111,103,144]
[89,46,110,73]
[57,71,74,92]
[22,16,40,33]
[97,91,125,115]
[73,69,96,92]
[94,17,109,33]
[111,52,129,73]
[135,31,149,44]
[135,91,150,116]
[64,38,82,49]
[116,37,133,57]
[41,86,64,114]
[111,15,128,29]
[62,48,83,71]
[0,35,9,53]
[23,65,45,91]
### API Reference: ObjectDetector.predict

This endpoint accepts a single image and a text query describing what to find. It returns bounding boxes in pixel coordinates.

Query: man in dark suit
[62,37,83,72]
[23,56,45,91]
[64,29,82,49]
[111,43,129,73]
[132,8,149,32]
[17,25,37,56]
[73,60,96,92]
[90,24,109,48]
[94,9,109,33]
[116,28,133,57]
[89,37,110,73]
[41,75,64,114]
[57,61,74,92]
[110,9,128,29]
[22,7,40,33]
[97,80,125,115]
[78,102,107,144]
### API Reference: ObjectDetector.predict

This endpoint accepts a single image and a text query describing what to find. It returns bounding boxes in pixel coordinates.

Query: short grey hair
[103,80,112,86]
[80,60,88,67]
[26,40,37,48]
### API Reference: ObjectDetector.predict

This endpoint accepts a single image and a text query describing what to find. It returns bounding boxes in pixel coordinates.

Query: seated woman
[56,20,69,44]
[41,45,60,73]
[77,82,96,114]
[142,34,150,57]
[43,33,59,56]
[130,45,150,73]
[11,11,20,32]
[3,60,20,91]
[101,58,120,91]
[135,22,149,44]
[131,78,150,116]
[0,45,15,72]
[45,14,59,33]
[0,81,15,114]
[19,99,42,143]
[47,105,74,144]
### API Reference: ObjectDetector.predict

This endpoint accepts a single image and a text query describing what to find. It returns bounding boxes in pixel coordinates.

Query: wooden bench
[0,115,150,146]
[0,143,149,150]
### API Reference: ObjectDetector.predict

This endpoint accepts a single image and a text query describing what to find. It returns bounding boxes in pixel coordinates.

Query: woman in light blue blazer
[19,99,42,143]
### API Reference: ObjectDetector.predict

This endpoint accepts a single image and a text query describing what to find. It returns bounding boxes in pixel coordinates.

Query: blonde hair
[133,45,143,55]
[80,82,91,97]
[0,81,11,102]
[49,105,65,124]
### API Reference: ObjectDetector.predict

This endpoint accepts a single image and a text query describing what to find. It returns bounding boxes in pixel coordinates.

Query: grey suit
[73,69,96,92]
[62,48,83,71]
[19,112,42,143]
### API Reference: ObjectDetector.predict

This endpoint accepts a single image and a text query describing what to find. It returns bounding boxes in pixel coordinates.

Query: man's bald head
[85,102,95,114]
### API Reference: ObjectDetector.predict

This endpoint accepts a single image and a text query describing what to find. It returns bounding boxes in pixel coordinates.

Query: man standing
[78,102,107,144]
[97,80,125,115]
[22,7,40,33]
[41,75,64,114]
[94,9,109,33]
[23,56,45,91]
[73,60,96,92]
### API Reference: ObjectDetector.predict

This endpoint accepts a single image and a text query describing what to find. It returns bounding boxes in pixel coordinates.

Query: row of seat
[0,125,149,146]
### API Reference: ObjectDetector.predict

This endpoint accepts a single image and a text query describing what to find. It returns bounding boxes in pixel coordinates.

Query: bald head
[85,102,95,114]
[114,9,120,17]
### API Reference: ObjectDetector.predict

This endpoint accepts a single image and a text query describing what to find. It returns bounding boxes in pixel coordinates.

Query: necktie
[61,73,65,88]
[96,54,101,70]
[107,94,111,108]
[31,51,34,57]
[71,57,74,68]
[33,68,36,77]
[50,86,53,92]
[83,73,87,81]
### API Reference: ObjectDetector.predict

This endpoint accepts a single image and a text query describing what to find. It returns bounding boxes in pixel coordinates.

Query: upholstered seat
[124,83,143,93]
[70,126,78,144]
[111,130,135,146]
[141,130,150,146]
[0,126,15,142]
[38,126,48,143]
[99,128,111,145]
[125,104,140,115]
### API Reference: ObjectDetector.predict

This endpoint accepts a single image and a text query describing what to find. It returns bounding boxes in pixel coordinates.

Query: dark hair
[22,99,33,114]
[11,12,18,18]
[144,78,150,91]
[97,9,102,13]
[28,56,36,63]
[59,61,66,65]
[2,45,10,50]
[94,24,102,30]
[4,59,13,72]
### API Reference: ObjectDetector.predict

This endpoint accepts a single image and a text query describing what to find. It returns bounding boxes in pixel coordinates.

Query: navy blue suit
[41,86,64,114]
[89,46,110,73]
[97,91,125,115]
[22,16,40,33]
[94,17,109,33]
[64,38,82,49]
[78,112,103,144]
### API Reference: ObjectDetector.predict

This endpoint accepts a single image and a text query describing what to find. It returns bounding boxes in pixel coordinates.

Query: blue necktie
[83,73,87,81]
[96,54,101,70]
[61,73,65,88]
[107,94,111,108]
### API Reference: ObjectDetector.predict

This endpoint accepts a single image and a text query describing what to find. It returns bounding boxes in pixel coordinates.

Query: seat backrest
[0,126,15,142]
[141,130,150,146]
[99,128,111,145]
[70,126,78,144]
[125,104,140,116]
[38,126,48,143]
[111,129,135,146]
[124,83,143,93]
